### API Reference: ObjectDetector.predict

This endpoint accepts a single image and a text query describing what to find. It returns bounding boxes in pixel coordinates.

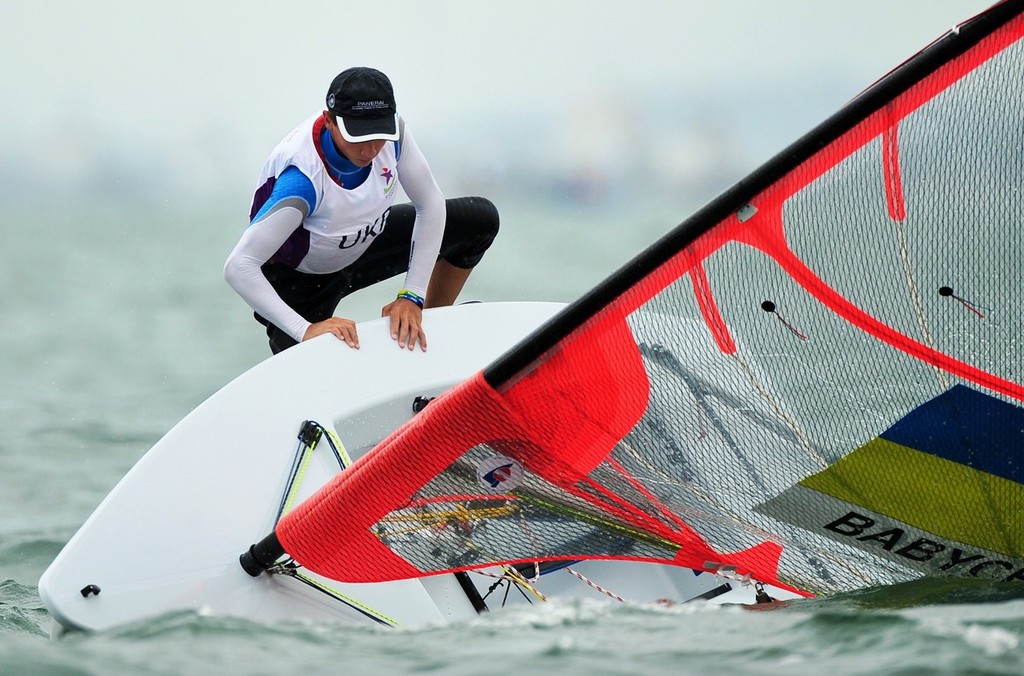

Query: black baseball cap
[325,67,399,142]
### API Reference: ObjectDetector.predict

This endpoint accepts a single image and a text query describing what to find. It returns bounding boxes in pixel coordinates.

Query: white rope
[565,567,628,603]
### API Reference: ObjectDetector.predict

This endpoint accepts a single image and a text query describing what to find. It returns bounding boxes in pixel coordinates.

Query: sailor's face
[324,113,387,167]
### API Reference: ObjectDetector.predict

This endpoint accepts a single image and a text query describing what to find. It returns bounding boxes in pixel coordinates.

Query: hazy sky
[0,0,998,198]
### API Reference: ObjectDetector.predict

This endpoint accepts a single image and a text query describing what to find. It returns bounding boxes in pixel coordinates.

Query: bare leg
[425,259,473,308]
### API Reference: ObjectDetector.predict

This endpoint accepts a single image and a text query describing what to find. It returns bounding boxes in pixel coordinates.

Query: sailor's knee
[441,196,499,269]
[453,196,499,240]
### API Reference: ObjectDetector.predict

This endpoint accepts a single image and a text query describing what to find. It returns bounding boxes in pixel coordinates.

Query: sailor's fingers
[382,300,427,351]
[402,321,427,352]
[331,321,360,349]
[304,317,360,349]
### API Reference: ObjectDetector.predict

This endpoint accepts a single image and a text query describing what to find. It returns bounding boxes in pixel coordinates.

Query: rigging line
[505,464,684,544]
[282,447,316,519]
[276,420,351,524]
[378,504,519,525]
[564,567,629,603]
[524,487,684,553]
[439,527,547,604]
[279,567,398,627]
[520,560,542,583]
[478,568,542,605]
[515,493,680,552]
[605,407,769,512]
[521,435,698,536]
[498,565,548,602]
[728,352,825,468]
[710,493,856,588]
[514,506,547,564]
[401,492,518,508]
[276,440,314,523]
[604,456,691,533]
[508,578,530,605]
[895,219,948,388]
[468,507,575,602]
[443,450,677,545]
[373,505,519,537]
[316,422,352,469]
[576,475,687,538]
[615,441,751,524]
[888,168,951,391]
[278,429,320,521]
[481,574,517,605]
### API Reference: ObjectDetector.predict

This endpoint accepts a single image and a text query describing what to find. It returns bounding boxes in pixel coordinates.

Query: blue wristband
[397,289,424,308]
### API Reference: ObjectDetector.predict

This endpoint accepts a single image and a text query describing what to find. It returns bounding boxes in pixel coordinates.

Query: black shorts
[256,195,498,353]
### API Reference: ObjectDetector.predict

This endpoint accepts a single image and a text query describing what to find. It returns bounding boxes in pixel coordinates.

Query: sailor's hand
[381,299,427,351]
[304,317,360,349]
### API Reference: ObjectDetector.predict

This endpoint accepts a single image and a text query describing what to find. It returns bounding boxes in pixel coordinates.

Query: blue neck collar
[320,127,371,187]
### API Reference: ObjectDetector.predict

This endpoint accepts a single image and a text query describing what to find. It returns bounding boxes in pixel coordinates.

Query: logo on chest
[381,167,396,196]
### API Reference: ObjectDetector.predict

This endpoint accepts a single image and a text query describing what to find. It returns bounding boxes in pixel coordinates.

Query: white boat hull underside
[39,302,795,633]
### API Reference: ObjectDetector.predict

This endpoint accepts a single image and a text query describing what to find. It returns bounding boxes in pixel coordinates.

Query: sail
[274,1,1024,595]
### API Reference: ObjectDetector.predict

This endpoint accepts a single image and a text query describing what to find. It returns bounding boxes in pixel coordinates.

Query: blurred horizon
[1,1,995,215]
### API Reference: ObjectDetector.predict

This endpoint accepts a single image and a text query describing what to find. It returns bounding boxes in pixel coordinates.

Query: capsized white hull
[39,302,798,633]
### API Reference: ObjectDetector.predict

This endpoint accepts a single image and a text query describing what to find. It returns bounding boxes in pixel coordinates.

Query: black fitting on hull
[239,532,286,577]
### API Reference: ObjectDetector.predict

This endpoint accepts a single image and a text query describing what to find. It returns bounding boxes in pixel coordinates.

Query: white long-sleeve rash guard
[224,120,445,343]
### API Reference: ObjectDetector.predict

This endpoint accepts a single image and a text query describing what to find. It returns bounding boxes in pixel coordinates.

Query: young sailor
[224,67,498,354]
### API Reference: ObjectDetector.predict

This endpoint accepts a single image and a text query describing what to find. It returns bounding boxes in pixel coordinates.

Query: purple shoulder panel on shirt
[250,177,276,221]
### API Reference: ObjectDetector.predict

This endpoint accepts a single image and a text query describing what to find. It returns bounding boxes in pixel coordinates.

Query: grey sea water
[4,194,1024,675]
